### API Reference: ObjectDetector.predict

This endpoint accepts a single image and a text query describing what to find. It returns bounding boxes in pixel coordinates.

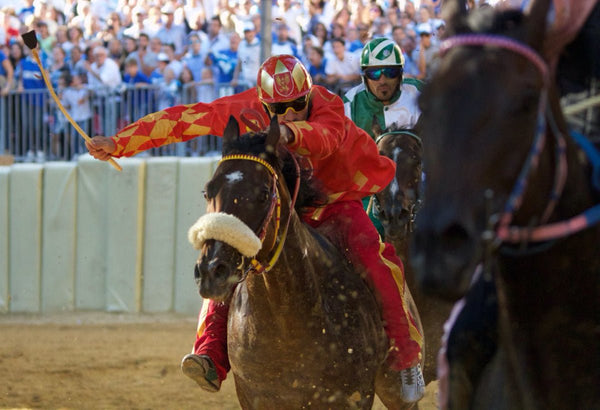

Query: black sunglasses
[364,67,403,81]
[266,96,308,115]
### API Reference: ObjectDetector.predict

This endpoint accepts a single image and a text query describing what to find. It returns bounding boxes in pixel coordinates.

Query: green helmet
[360,38,404,68]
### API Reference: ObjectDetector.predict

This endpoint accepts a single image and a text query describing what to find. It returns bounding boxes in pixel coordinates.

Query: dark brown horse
[411,0,600,409]
[372,125,453,384]
[190,116,423,409]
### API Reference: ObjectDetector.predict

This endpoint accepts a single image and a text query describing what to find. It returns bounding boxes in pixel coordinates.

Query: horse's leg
[445,272,498,409]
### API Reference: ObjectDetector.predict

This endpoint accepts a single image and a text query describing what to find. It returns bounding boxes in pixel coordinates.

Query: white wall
[0,155,219,314]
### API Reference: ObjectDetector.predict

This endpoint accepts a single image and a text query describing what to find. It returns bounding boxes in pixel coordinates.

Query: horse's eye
[261,191,270,202]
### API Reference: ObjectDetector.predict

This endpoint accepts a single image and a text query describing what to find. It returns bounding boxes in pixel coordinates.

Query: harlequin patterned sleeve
[110,88,266,157]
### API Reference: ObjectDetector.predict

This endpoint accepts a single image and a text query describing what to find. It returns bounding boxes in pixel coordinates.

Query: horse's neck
[243,215,324,317]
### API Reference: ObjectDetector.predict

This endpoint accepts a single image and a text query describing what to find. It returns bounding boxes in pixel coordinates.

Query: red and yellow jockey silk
[110,85,395,211]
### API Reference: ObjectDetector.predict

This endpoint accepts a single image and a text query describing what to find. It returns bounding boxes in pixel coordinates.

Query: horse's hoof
[181,353,222,393]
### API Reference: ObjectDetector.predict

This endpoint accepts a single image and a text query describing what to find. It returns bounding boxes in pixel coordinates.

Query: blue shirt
[209,49,238,83]
[123,71,151,85]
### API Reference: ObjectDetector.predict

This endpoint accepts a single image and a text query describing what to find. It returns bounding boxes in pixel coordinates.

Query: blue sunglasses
[364,67,403,81]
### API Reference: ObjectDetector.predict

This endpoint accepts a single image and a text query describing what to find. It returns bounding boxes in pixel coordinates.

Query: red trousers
[192,200,422,381]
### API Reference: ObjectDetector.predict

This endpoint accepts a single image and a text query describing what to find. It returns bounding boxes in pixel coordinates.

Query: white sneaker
[36,150,45,163]
[400,364,425,403]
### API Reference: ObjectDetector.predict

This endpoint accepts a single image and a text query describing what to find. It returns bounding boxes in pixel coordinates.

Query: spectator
[272,0,303,45]
[197,67,216,102]
[144,6,164,38]
[203,16,230,57]
[182,33,206,83]
[0,47,14,95]
[122,36,138,63]
[49,45,70,89]
[122,57,151,86]
[271,21,299,58]
[122,57,152,121]
[150,52,171,84]
[157,66,180,110]
[299,33,320,66]
[346,25,364,53]
[61,72,92,158]
[67,45,88,85]
[156,4,187,57]
[63,26,85,55]
[207,32,240,86]
[107,38,126,71]
[17,45,47,162]
[163,43,183,79]
[184,0,207,32]
[17,0,35,24]
[325,37,361,95]
[104,12,125,41]
[307,45,327,86]
[178,65,196,103]
[1,7,22,46]
[127,33,158,77]
[231,21,260,90]
[415,25,439,81]
[85,46,122,135]
[50,71,71,159]
[400,35,419,78]
[35,21,54,56]
[123,7,146,40]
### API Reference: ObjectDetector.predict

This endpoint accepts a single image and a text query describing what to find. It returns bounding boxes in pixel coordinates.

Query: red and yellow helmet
[257,54,312,104]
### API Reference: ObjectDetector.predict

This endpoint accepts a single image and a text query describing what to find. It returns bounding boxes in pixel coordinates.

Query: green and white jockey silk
[343,78,423,139]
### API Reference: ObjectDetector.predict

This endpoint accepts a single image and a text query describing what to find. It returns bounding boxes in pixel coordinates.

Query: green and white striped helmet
[360,38,404,68]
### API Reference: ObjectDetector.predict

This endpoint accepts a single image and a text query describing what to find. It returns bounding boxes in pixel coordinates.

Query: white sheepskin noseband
[188,212,262,257]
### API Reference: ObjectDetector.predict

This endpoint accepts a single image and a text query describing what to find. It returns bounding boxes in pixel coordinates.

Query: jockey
[343,37,423,139]
[85,54,425,403]
[343,37,424,236]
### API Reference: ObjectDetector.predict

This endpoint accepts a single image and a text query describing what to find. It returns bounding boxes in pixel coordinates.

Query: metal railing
[0,81,250,162]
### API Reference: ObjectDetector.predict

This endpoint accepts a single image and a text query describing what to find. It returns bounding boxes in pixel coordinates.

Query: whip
[21,30,122,171]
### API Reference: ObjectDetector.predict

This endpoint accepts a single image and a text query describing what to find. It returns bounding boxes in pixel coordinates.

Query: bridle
[219,151,300,280]
[372,130,423,233]
[440,34,600,248]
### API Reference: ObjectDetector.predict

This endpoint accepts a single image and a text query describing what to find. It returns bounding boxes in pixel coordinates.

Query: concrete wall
[0,155,219,314]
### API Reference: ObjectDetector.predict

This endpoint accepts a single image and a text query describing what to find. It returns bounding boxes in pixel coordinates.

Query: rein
[219,151,300,277]
[441,34,600,245]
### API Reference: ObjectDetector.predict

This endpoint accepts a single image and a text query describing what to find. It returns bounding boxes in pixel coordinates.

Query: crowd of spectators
[1,0,448,97]
[0,0,449,160]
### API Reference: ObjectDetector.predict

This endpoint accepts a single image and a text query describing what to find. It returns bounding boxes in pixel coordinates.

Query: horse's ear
[442,0,468,36]
[525,0,551,49]
[265,115,280,153]
[223,115,240,144]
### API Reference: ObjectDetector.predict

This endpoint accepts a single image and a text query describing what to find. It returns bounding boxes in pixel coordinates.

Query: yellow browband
[219,154,278,179]
[219,154,286,274]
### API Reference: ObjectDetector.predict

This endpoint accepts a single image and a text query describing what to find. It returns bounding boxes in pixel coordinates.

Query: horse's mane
[450,7,526,37]
[222,131,327,214]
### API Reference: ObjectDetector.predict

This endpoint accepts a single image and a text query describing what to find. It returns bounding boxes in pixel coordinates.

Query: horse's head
[373,124,423,245]
[411,0,553,299]
[188,116,286,301]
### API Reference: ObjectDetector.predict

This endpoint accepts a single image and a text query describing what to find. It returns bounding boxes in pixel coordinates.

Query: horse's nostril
[211,261,230,281]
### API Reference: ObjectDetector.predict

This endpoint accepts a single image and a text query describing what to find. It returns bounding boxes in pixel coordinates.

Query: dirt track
[0,313,439,409]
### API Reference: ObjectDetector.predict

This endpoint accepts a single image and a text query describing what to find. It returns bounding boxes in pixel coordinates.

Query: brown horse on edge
[372,125,453,384]
[190,116,423,409]
[411,0,600,408]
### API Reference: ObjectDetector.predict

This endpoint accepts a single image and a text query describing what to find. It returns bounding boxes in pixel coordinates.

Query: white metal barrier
[0,155,219,314]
